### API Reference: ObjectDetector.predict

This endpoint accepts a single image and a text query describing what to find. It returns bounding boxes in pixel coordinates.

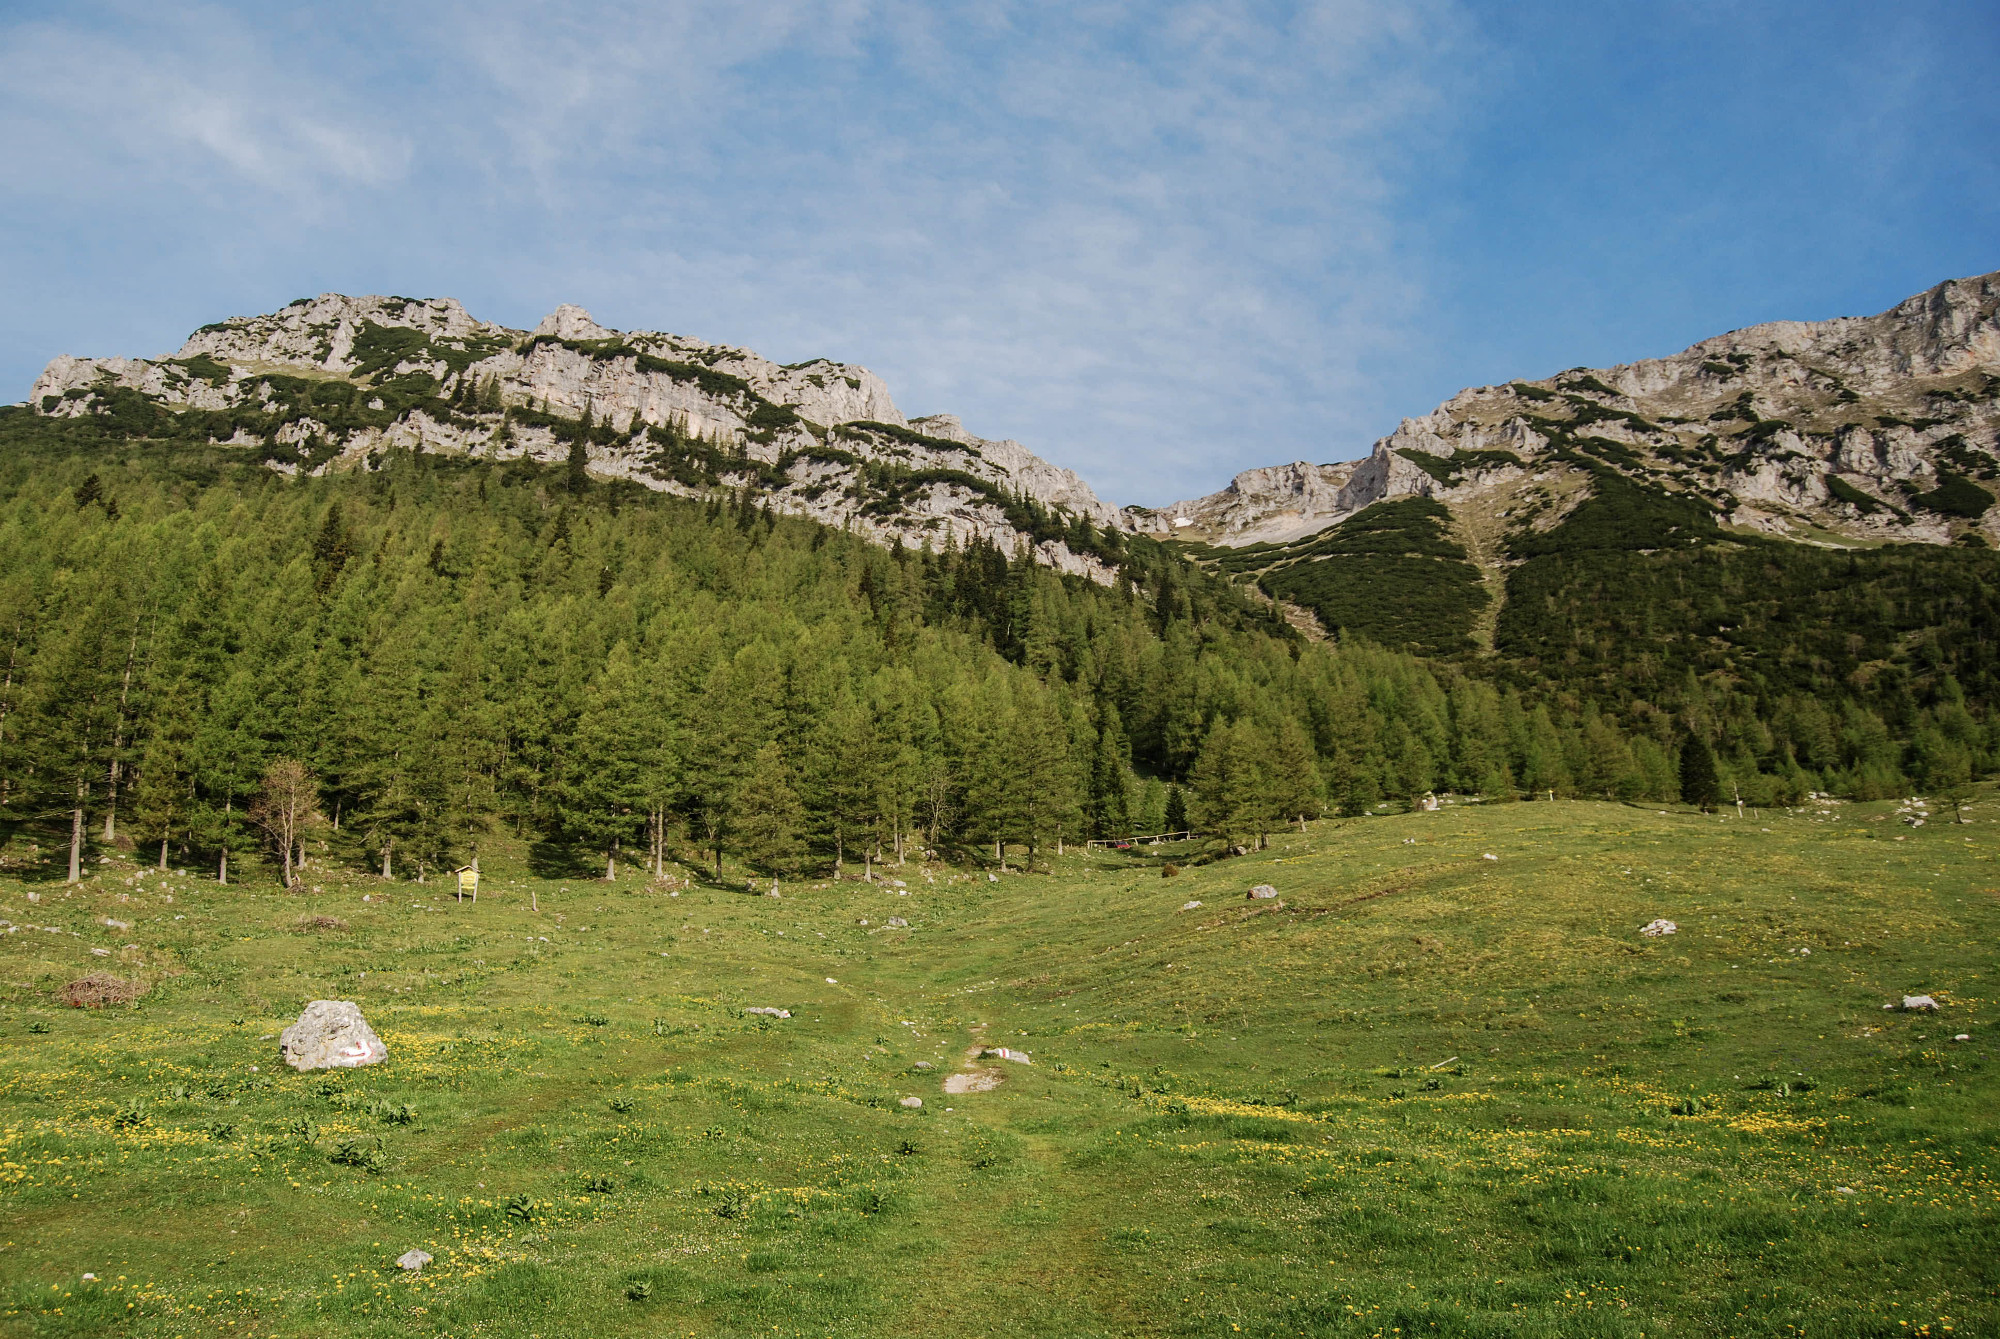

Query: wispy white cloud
[0,0,1478,504]
[0,5,410,200]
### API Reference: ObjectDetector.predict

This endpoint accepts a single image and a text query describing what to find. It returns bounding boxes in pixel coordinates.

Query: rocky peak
[24,293,1136,581]
[531,304,616,342]
[1149,269,2000,551]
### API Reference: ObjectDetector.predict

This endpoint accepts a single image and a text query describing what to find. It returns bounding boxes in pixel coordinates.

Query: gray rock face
[1903,994,1940,1011]
[29,296,1128,582]
[1639,919,1678,937]
[279,1000,387,1071]
[396,1250,432,1272]
[1143,270,2000,551]
[744,1006,792,1019]
[1247,885,1279,900]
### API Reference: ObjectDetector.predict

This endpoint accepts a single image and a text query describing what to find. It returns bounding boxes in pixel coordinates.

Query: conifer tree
[1267,717,1322,831]
[1189,720,1259,848]
[734,740,803,879]
[559,643,649,879]
[1679,734,1721,810]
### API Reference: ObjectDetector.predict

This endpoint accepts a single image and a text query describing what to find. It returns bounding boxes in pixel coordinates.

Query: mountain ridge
[1142,269,2000,551]
[28,293,1132,580]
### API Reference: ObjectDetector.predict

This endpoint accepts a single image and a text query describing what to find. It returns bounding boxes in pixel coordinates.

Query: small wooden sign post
[454,866,479,903]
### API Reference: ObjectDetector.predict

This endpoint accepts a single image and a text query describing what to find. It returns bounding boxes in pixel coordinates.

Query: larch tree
[733,740,804,880]
[249,758,321,889]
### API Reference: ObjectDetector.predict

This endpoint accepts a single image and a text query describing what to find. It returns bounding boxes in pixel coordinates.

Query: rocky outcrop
[26,295,1130,582]
[279,999,387,1071]
[1150,271,2000,549]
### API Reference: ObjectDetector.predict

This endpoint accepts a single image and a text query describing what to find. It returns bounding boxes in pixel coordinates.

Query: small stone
[90,947,110,957]
[899,1096,923,1108]
[988,873,999,883]
[1482,853,1498,861]
[101,917,131,930]
[886,917,908,927]
[913,1061,934,1070]
[1247,885,1279,900]
[1639,919,1677,937]
[279,1000,388,1071]
[1954,1033,1970,1042]
[1902,995,1939,1012]
[397,1249,432,1272]
[744,1007,791,1018]
[1181,900,1203,911]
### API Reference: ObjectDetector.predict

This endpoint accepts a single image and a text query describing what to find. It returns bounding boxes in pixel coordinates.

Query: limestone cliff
[29,295,1129,579]
[1142,271,2000,551]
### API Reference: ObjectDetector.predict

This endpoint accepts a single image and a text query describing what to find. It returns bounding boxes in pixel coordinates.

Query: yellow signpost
[455,867,479,902]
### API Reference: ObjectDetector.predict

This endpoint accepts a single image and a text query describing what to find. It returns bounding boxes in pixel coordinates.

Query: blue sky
[1,1,1994,506]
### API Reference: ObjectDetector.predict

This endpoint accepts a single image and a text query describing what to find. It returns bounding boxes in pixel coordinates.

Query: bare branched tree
[250,758,322,889]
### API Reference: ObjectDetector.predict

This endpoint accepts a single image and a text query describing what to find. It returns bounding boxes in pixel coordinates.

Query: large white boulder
[279,1000,388,1071]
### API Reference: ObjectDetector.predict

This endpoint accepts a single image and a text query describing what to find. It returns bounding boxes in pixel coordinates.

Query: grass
[1,792,1996,1337]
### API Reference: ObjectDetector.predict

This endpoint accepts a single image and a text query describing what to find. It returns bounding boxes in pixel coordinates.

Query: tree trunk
[605,851,616,881]
[381,839,393,880]
[282,838,293,888]
[68,792,84,884]
[714,845,722,881]
[159,838,168,870]
[102,619,140,843]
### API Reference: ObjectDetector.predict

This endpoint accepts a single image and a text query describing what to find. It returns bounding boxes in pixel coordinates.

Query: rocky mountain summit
[1141,271,2000,551]
[29,295,1129,578]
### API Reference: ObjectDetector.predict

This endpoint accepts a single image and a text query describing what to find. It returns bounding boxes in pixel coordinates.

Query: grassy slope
[1,796,1995,1338]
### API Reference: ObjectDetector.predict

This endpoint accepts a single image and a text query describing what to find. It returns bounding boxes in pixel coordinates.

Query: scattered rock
[913,1061,934,1070]
[744,1007,791,1018]
[1181,900,1203,911]
[987,873,999,883]
[1246,885,1279,900]
[1639,919,1678,937]
[825,977,838,985]
[397,1250,432,1272]
[886,917,908,927]
[1482,853,1498,861]
[100,917,131,930]
[90,947,110,957]
[1902,995,1939,1012]
[1954,1033,1971,1042]
[899,1096,923,1108]
[279,1000,388,1071]
[980,1046,1031,1064]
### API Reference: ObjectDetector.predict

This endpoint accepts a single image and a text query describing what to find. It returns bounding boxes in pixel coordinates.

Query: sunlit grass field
[1,793,1995,1338]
